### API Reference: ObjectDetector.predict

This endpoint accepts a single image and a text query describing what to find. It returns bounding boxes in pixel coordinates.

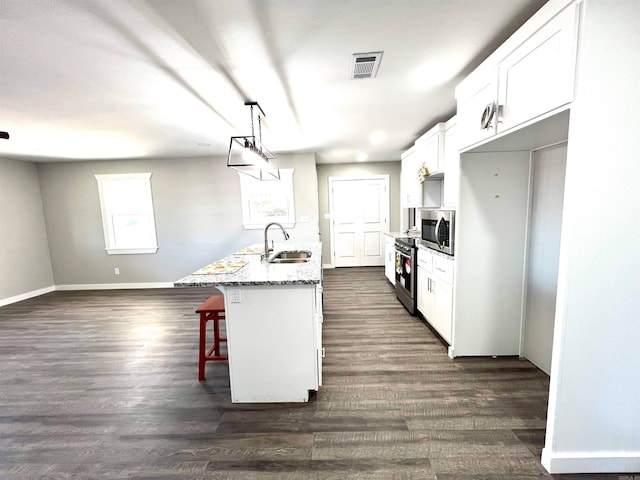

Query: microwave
[421,209,455,256]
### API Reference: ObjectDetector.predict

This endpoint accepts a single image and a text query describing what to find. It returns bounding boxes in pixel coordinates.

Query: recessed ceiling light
[369,130,386,145]
[356,152,368,162]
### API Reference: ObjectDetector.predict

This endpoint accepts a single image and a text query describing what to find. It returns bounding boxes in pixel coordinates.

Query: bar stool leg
[213,313,220,357]
[198,313,207,381]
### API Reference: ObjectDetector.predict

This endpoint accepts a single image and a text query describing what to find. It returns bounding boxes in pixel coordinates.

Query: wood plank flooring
[0,267,622,479]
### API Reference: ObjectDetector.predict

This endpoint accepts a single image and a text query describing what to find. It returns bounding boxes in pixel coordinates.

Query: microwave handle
[434,217,443,249]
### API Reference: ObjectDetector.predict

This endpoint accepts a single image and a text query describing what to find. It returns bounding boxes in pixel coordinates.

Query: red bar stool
[196,295,227,381]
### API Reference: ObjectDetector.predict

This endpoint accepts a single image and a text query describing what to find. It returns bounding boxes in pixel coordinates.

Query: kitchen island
[174,242,323,403]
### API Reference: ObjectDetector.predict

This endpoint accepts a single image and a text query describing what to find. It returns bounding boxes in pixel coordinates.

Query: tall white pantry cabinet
[452,0,640,474]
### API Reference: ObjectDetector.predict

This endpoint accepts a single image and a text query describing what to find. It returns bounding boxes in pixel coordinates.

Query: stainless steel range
[394,237,418,315]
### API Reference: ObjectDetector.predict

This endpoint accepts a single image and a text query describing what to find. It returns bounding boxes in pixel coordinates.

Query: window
[239,168,295,229]
[95,173,158,254]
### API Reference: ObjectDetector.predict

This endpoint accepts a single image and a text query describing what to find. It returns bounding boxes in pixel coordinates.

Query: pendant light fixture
[227,101,279,181]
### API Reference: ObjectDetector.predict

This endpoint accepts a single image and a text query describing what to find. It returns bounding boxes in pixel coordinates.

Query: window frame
[94,172,159,255]
[238,168,295,229]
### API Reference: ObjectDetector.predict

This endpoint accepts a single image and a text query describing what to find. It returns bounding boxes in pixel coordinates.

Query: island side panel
[224,284,317,403]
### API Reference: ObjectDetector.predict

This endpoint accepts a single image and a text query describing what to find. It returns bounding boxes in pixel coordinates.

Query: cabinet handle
[436,267,446,273]
[480,102,496,130]
[321,347,326,358]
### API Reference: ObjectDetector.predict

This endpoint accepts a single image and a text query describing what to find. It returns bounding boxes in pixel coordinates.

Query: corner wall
[542,0,640,472]
[0,158,54,304]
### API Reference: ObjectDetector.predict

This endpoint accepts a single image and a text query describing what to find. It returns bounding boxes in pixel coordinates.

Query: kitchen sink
[268,250,312,264]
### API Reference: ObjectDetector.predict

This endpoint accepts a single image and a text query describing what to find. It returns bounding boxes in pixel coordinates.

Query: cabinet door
[442,121,459,208]
[401,149,422,208]
[456,71,498,150]
[498,3,579,133]
[315,285,324,387]
[384,237,395,283]
[417,131,441,175]
[432,278,453,344]
[417,267,433,319]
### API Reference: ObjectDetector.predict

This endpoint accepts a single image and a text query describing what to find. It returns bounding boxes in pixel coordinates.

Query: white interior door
[330,177,388,267]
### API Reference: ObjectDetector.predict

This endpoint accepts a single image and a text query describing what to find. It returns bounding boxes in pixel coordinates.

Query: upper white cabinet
[415,123,446,176]
[498,4,580,132]
[456,69,499,150]
[455,1,580,151]
[402,123,447,209]
[400,146,422,208]
[442,116,459,208]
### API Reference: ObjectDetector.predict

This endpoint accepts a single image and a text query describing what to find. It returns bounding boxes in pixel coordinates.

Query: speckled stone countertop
[174,242,323,287]
[386,231,422,240]
[417,240,455,260]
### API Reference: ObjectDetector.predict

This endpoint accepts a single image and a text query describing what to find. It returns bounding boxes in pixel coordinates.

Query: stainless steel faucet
[264,222,290,258]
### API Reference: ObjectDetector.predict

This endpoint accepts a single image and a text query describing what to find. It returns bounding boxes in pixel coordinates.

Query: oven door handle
[434,218,443,249]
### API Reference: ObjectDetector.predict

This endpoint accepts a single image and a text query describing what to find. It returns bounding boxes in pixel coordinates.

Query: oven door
[395,249,414,299]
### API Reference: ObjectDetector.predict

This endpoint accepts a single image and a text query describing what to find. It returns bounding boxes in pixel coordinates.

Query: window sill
[105,247,158,255]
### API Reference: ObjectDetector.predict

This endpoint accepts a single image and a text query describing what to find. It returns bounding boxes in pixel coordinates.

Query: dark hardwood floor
[0,267,621,479]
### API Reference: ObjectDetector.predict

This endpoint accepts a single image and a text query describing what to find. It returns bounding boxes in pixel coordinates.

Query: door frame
[328,175,390,268]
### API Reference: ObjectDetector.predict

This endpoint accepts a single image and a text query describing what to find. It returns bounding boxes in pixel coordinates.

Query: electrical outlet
[229,288,241,303]
[114,267,120,275]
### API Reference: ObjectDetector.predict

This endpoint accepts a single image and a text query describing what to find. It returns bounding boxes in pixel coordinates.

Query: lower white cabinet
[417,248,454,344]
[384,235,395,284]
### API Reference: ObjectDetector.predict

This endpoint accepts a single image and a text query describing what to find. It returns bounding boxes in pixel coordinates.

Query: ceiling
[0,0,547,164]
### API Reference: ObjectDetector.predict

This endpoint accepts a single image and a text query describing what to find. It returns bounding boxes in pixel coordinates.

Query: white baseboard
[322,263,335,269]
[0,286,56,307]
[542,448,640,474]
[55,282,175,291]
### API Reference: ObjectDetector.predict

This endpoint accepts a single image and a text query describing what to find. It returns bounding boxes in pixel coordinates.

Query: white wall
[543,0,640,473]
[0,158,54,304]
[37,153,319,287]
[453,151,531,356]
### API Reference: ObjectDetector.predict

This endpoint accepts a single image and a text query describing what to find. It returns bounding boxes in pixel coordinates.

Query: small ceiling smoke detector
[350,52,383,79]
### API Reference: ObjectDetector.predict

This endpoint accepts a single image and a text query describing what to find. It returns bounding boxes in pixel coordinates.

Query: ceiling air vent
[350,51,383,79]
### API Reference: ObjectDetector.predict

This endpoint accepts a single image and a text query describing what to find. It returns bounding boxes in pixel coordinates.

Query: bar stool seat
[196,295,227,381]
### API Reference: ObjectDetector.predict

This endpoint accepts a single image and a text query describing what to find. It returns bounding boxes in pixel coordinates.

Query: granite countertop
[174,242,323,287]
[416,240,455,260]
[385,231,421,239]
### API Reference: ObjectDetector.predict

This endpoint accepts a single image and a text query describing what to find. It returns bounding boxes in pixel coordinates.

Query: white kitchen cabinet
[415,123,446,176]
[314,284,324,387]
[442,116,459,208]
[417,263,434,321]
[400,146,422,208]
[417,247,454,345]
[384,234,395,284]
[455,68,499,150]
[455,1,580,151]
[498,3,579,133]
